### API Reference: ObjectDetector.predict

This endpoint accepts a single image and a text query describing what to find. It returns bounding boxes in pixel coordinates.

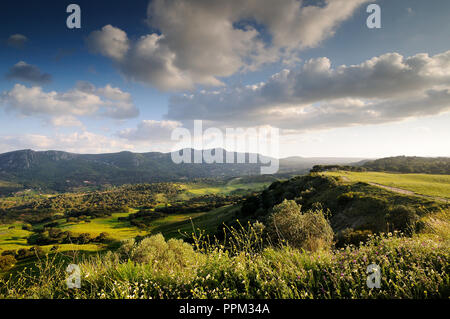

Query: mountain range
[0,149,367,192]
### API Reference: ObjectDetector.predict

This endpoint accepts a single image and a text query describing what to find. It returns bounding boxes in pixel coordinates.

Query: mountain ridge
[0,149,367,193]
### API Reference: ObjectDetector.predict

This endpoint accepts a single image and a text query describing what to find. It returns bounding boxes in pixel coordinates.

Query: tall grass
[0,225,449,299]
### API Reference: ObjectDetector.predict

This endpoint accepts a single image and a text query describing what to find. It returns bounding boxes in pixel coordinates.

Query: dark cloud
[6,34,28,49]
[6,61,52,84]
[86,0,369,91]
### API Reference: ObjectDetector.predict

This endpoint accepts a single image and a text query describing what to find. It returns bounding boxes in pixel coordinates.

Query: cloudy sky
[1,0,449,158]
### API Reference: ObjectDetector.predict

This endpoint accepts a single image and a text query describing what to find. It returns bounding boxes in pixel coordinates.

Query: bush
[269,199,334,251]
[386,205,419,234]
[118,234,200,270]
[0,255,16,271]
[22,223,32,231]
[337,228,373,247]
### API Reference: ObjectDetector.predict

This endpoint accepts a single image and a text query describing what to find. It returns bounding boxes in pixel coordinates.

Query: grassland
[0,174,449,299]
[150,205,239,238]
[59,210,147,240]
[0,180,269,255]
[323,171,450,200]
[0,223,32,250]
[1,231,448,299]
[181,180,271,197]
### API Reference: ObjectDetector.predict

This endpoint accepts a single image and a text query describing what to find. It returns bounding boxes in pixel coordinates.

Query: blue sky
[1,0,449,157]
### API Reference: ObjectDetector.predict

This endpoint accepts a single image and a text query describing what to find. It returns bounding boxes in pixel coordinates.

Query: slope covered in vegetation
[0,173,448,299]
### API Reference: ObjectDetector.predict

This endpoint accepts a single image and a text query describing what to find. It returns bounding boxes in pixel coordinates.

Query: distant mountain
[279,156,367,172]
[0,149,367,192]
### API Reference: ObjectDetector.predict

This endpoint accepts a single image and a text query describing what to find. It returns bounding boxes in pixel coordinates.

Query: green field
[182,181,271,197]
[0,223,101,253]
[59,210,148,240]
[0,223,32,250]
[0,180,268,255]
[323,171,450,199]
[150,205,238,238]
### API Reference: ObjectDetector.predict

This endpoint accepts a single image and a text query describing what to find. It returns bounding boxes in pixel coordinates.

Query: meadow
[323,171,450,200]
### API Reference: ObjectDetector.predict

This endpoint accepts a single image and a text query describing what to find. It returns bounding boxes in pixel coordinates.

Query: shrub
[269,199,334,251]
[0,255,16,271]
[337,228,373,247]
[118,234,200,271]
[386,205,419,234]
[22,223,32,231]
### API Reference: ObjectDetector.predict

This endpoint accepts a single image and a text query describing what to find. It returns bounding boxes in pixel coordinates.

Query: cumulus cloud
[0,82,139,125]
[6,61,52,84]
[165,50,450,131]
[6,34,28,48]
[0,131,135,154]
[86,0,368,90]
[86,25,129,60]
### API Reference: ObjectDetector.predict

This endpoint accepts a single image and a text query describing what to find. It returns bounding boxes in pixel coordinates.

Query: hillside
[0,149,365,193]
[236,174,449,240]
[0,173,448,299]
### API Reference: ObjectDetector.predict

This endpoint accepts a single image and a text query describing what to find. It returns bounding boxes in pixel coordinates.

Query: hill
[362,156,450,174]
[236,174,449,239]
[0,149,365,193]
[311,156,450,175]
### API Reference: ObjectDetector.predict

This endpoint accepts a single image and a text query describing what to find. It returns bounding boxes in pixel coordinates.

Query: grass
[0,175,449,299]
[323,171,450,199]
[182,182,270,197]
[0,223,32,251]
[0,222,106,253]
[151,205,239,238]
[59,210,148,241]
[1,230,448,299]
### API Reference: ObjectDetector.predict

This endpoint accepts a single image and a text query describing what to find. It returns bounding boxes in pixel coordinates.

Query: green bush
[337,228,373,247]
[386,205,419,234]
[0,255,16,271]
[118,234,201,270]
[268,199,334,251]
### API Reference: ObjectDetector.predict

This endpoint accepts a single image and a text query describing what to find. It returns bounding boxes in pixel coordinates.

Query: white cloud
[0,82,139,125]
[0,131,135,154]
[118,120,182,143]
[166,50,450,131]
[47,115,83,127]
[86,0,368,90]
[86,25,129,60]
[6,61,52,84]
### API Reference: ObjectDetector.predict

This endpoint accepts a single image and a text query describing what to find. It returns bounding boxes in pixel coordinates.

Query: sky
[0,0,449,158]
